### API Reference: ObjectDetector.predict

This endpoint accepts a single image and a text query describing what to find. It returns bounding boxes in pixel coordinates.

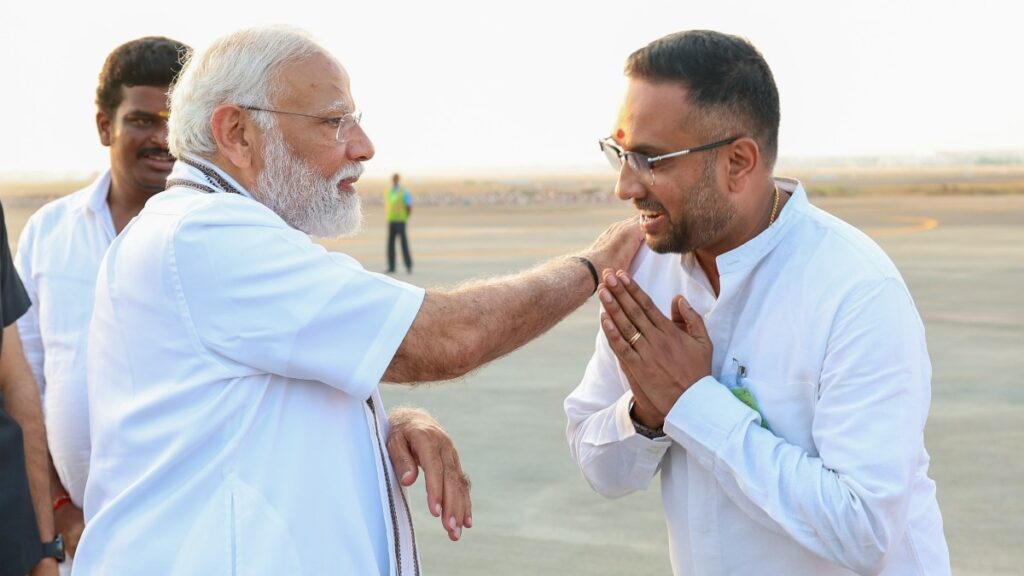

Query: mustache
[137,147,173,159]
[332,161,364,182]
[634,199,665,213]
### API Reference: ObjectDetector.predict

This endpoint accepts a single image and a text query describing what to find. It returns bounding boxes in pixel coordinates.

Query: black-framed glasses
[241,105,363,142]
[598,135,739,185]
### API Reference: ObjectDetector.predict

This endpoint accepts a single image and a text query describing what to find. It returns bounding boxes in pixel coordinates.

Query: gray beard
[253,129,363,238]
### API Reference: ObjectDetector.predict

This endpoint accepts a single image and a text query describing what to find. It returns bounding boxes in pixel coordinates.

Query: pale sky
[2,0,1021,180]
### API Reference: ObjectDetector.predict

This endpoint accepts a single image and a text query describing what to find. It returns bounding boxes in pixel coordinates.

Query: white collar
[168,156,255,199]
[73,170,113,215]
[679,177,809,276]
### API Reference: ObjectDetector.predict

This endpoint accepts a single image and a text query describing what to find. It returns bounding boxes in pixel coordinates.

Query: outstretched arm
[383,218,643,383]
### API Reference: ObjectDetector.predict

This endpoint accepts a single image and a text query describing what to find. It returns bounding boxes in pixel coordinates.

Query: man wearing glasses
[72,27,641,576]
[565,30,950,575]
[14,35,466,575]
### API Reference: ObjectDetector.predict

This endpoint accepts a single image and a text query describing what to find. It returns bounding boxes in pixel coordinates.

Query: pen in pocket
[729,358,770,431]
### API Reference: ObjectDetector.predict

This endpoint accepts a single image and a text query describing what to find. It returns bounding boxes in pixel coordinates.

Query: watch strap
[41,534,65,563]
[628,399,666,439]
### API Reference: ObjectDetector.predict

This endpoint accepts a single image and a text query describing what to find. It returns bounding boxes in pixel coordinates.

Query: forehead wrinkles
[275,52,350,111]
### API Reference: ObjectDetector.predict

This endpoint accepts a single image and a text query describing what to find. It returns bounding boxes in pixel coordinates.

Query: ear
[210,104,259,170]
[724,137,760,194]
[97,110,113,147]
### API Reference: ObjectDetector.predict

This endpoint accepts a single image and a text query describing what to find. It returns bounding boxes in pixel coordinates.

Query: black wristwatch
[41,534,65,563]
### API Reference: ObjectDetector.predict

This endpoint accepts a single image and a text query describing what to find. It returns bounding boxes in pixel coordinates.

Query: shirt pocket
[741,377,817,454]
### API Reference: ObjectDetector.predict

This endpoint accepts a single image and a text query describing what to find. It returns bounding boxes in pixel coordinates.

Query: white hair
[167,26,325,158]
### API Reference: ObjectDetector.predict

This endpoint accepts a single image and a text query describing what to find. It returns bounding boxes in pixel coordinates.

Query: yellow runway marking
[866,216,939,238]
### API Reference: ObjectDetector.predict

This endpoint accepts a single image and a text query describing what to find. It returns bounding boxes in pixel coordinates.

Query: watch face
[43,534,65,562]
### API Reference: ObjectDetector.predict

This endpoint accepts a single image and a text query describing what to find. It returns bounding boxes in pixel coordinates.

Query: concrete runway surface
[4,192,1021,575]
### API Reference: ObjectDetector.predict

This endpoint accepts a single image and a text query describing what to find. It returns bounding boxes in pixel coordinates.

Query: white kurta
[15,172,115,507]
[75,160,425,576]
[565,179,950,575]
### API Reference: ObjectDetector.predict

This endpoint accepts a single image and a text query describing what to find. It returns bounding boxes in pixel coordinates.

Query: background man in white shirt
[14,36,190,573]
[565,30,950,575]
[74,27,641,576]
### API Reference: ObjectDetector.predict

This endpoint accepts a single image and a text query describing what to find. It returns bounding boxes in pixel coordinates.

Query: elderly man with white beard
[74,26,642,576]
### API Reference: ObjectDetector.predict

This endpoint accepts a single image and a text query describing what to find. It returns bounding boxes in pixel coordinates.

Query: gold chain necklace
[768,184,780,226]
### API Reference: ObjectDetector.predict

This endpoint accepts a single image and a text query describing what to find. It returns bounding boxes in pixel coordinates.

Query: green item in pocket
[730,386,770,431]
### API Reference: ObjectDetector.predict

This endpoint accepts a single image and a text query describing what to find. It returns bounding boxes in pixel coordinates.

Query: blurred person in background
[14,37,190,574]
[385,172,414,274]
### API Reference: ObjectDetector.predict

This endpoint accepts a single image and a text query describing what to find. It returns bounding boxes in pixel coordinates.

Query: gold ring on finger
[627,330,642,346]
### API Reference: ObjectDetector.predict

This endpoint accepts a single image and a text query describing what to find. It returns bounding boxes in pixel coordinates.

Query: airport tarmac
[4,191,1021,575]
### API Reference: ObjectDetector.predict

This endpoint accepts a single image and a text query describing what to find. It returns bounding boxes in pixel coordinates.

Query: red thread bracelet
[53,494,72,512]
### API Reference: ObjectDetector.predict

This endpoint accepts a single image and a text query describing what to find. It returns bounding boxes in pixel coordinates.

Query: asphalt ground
[4,192,1021,575]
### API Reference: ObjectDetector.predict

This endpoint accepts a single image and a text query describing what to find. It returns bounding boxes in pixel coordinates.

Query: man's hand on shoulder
[579,217,644,277]
[387,407,472,541]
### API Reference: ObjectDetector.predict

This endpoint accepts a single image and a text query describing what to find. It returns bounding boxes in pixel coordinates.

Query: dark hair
[625,30,780,168]
[96,36,191,116]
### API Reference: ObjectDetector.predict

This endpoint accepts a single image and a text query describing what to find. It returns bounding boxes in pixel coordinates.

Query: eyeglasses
[598,135,738,185]
[240,105,363,142]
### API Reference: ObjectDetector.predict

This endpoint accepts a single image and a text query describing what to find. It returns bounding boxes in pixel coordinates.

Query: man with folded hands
[565,29,950,576]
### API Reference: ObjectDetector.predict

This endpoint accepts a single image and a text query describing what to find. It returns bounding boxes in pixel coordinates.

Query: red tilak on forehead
[615,129,625,140]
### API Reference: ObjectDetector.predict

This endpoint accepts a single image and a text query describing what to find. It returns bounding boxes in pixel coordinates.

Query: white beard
[253,128,363,238]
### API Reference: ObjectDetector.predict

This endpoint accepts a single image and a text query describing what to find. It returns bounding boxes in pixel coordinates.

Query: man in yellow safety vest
[385,173,414,274]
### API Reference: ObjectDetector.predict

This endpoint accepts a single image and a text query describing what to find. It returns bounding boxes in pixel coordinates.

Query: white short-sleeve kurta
[75,160,425,576]
[565,179,950,575]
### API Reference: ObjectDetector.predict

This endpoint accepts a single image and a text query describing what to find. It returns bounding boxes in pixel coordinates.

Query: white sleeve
[173,207,424,401]
[13,219,45,397]
[565,326,670,498]
[664,277,929,574]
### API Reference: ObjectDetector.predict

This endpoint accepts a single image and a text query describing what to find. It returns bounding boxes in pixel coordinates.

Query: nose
[151,118,170,148]
[614,162,646,203]
[345,123,374,162]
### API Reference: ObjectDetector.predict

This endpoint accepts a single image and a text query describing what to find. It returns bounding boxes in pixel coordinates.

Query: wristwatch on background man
[41,534,65,563]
